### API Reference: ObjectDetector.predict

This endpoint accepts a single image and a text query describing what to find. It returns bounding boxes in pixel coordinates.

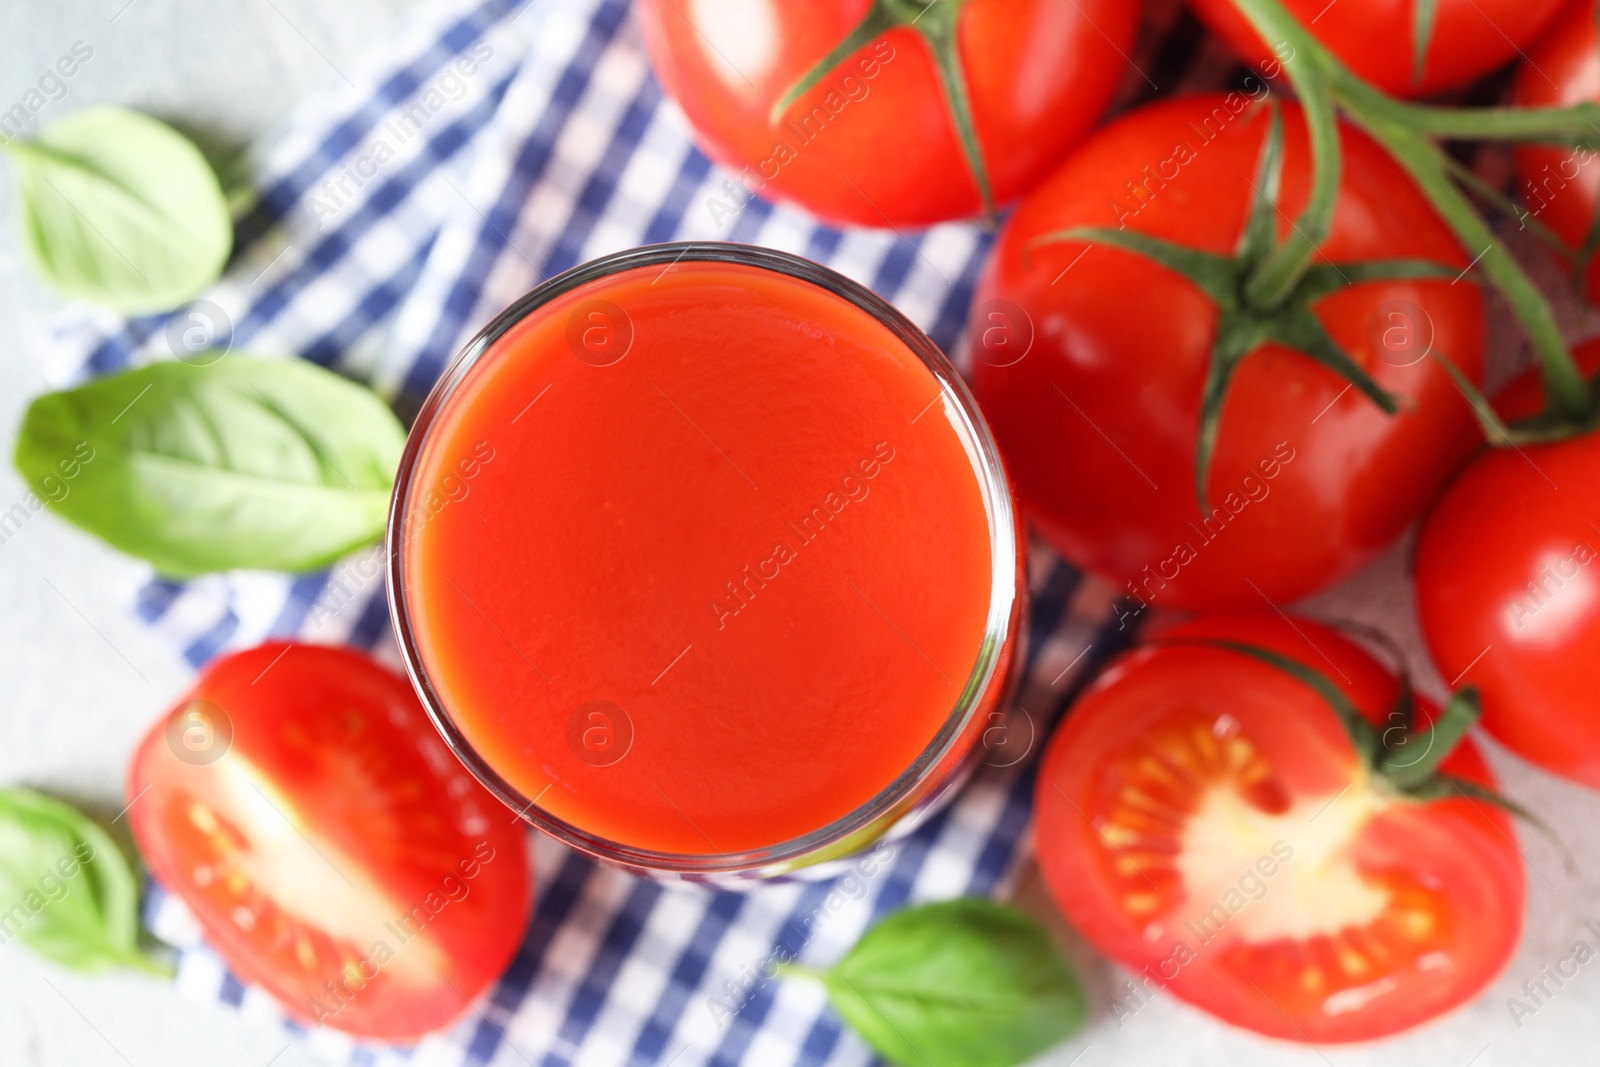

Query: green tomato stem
[1355,113,1591,417]
[1222,0,1593,423]
[768,5,896,124]
[1442,154,1581,269]
[1223,0,1343,308]
[1387,101,1600,145]
[1243,89,1341,308]
[771,0,991,216]
[917,4,996,219]
[1412,0,1440,89]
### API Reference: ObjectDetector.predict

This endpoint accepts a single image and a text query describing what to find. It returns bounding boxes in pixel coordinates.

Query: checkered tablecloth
[43,0,1236,1063]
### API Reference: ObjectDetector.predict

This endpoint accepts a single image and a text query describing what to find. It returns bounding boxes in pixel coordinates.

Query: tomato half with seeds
[127,643,531,1040]
[1416,339,1600,790]
[969,95,1484,610]
[1187,0,1567,98]
[637,0,1139,227]
[1511,0,1600,305]
[1034,614,1524,1043]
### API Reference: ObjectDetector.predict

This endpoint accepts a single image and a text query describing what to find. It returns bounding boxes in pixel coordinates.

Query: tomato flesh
[127,643,532,1041]
[637,0,1139,226]
[1034,614,1524,1043]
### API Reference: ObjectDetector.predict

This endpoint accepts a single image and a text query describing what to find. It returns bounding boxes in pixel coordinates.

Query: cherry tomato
[1034,613,1525,1043]
[1187,0,1568,98]
[636,0,1139,227]
[1416,339,1600,789]
[127,643,531,1040]
[968,95,1484,610]
[1511,0,1600,305]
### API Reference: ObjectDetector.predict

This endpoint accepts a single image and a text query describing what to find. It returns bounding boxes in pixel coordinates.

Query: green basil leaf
[5,106,231,312]
[0,787,165,974]
[14,357,405,576]
[824,898,1084,1067]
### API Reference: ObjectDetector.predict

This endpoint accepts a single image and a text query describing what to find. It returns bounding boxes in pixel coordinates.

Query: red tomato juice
[399,255,998,856]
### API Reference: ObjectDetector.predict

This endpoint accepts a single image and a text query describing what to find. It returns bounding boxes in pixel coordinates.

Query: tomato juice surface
[394,246,1012,866]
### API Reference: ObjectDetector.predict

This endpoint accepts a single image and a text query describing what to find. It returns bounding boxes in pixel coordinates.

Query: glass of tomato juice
[388,243,1022,881]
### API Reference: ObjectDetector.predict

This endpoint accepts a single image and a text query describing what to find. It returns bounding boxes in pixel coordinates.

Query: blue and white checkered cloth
[44,0,1228,1062]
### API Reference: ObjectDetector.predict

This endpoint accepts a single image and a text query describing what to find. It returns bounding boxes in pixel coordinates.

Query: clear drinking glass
[387,242,1024,883]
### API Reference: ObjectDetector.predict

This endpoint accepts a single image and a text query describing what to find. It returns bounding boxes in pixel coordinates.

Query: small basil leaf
[14,357,404,576]
[4,106,231,312]
[0,787,165,974]
[823,898,1084,1067]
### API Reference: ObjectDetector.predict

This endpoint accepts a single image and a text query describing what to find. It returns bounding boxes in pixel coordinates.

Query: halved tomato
[1034,614,1524,1043]
[127,642,531,1040]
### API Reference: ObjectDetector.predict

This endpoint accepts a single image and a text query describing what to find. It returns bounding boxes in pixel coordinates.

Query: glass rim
[386,241,1021,878]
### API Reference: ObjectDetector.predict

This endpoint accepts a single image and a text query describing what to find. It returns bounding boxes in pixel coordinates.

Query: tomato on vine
[1511,0,1600,306]
[969,94,1484,610]
[636,0,1138,227]
[1034,613,1526,1043]
[1416,338,1600,791]
[1188,0,1568,98]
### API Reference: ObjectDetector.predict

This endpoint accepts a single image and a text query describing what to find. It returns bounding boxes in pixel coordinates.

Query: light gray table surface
[0,4,425,1066]
[0,3,1597,1066]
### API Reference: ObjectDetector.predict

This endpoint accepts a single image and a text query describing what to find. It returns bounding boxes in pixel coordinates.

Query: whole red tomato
[127,643,531,1040]
[636,0,1138,227]
[1416,339,1600,789]
[1034,613,1525,1043]
[1511,0,1600,305]
[1187,0,1567,98]
[968,95,1484,610]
